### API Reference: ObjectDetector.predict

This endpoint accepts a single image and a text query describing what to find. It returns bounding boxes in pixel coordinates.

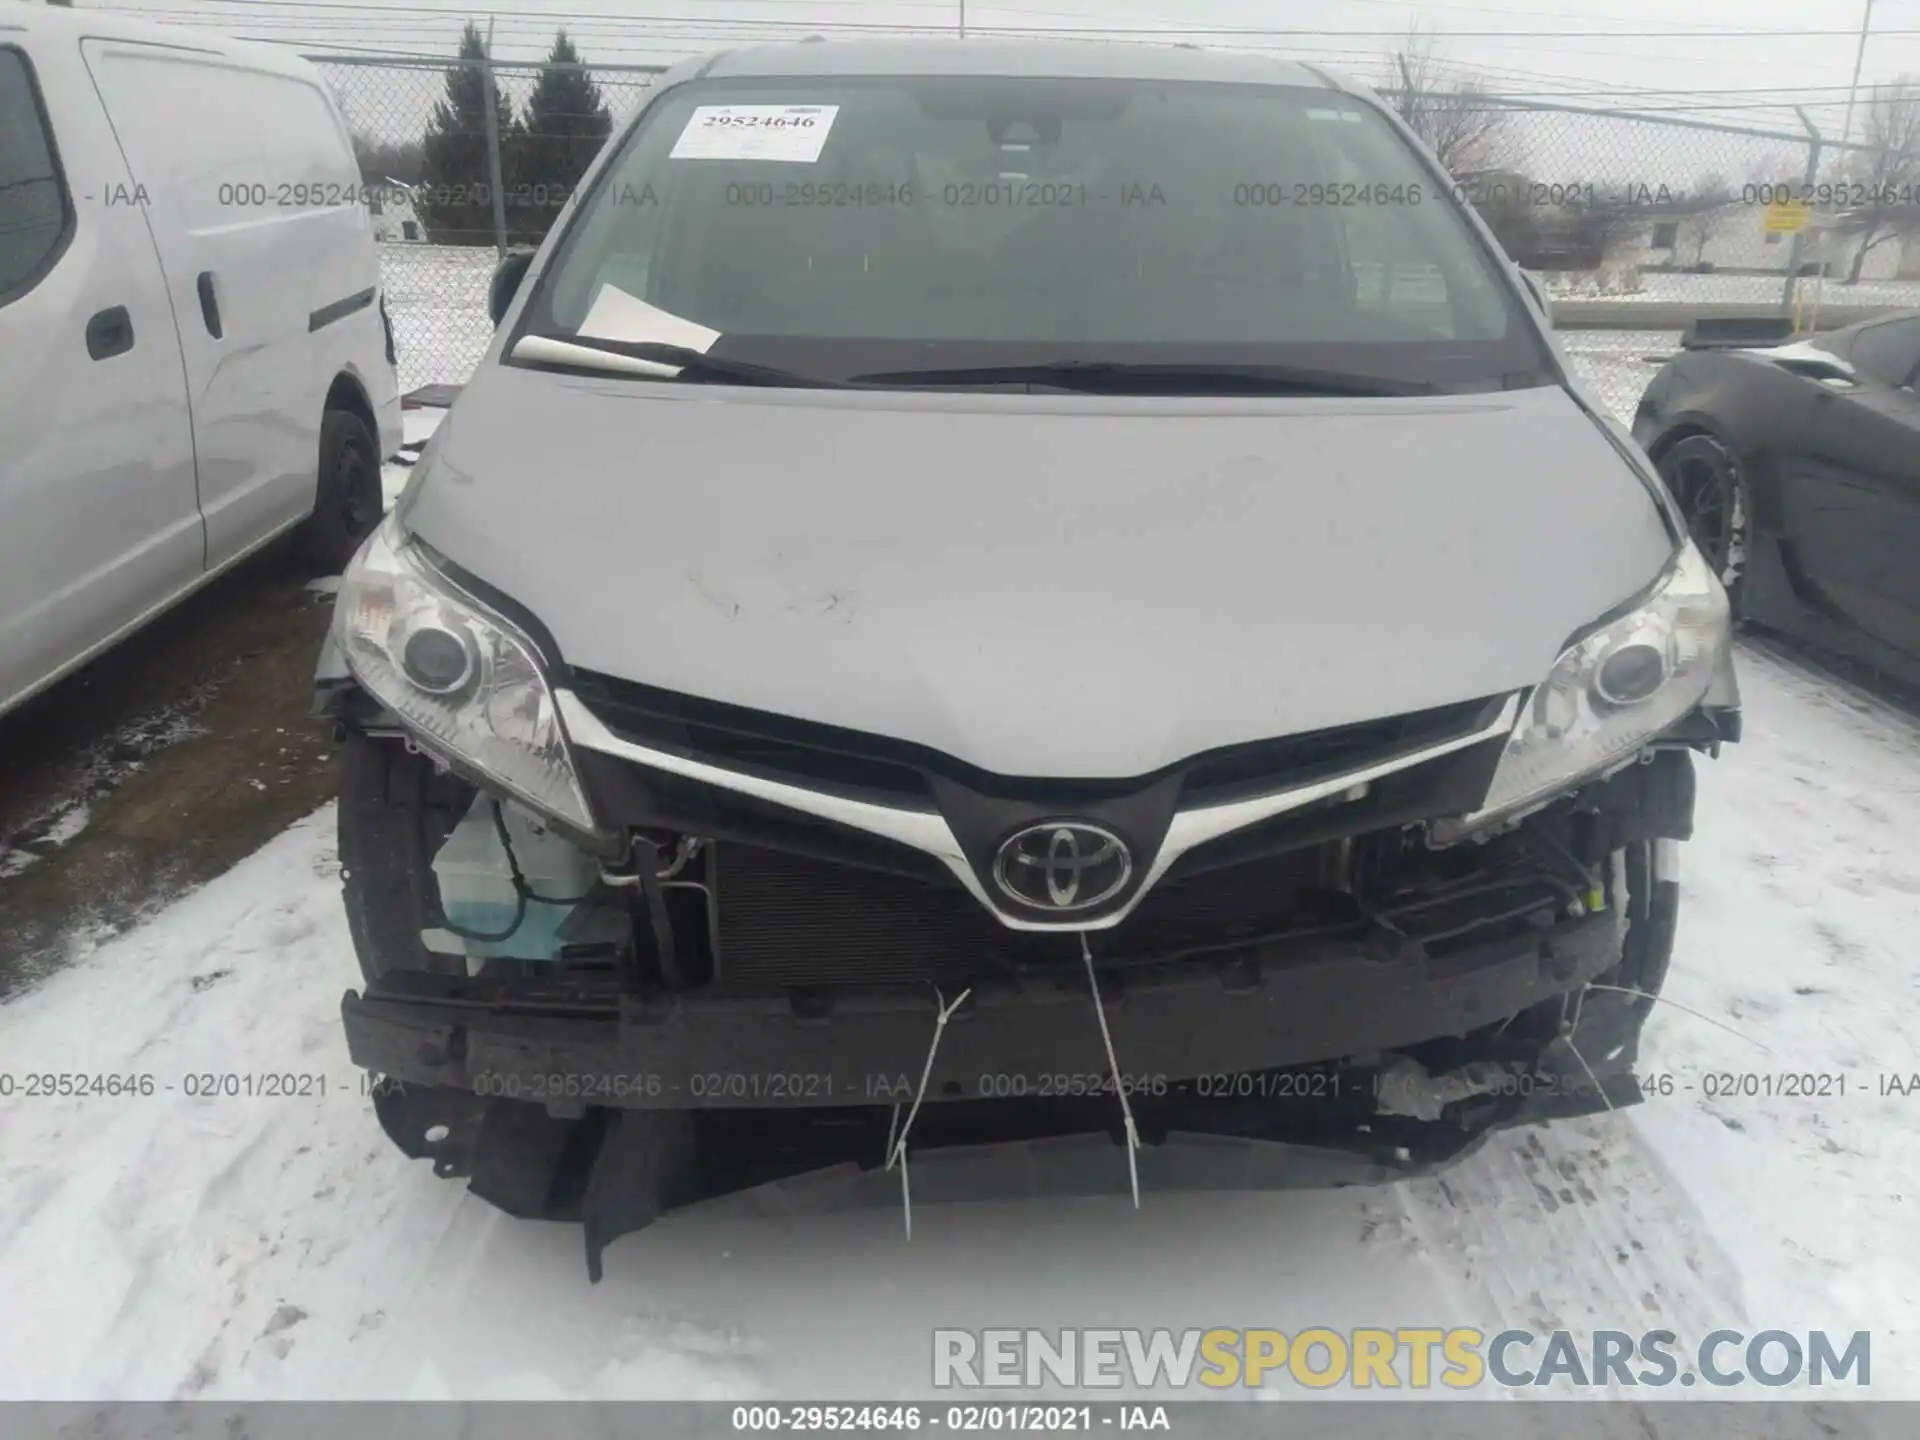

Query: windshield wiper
[516,339,1436,395]
[843,360,1436,396]
[514,333,854,388]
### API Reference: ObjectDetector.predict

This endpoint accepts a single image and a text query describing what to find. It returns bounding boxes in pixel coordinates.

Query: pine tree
[512,30,613,244]
[417,22,520,246]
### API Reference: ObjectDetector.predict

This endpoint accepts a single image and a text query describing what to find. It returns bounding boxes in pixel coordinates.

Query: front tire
[1609,838,1680,1010]
[338,732,474,981]
[1562,837,1679,1090]
[297,407,384,573]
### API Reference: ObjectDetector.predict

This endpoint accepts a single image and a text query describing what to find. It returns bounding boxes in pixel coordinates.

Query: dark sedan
[1634,310,1920,686]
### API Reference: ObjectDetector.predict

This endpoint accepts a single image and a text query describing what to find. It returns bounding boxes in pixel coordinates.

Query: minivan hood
[401,367,1674,778]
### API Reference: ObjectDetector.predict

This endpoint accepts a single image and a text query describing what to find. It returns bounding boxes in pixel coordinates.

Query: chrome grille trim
[555,689,1521,933]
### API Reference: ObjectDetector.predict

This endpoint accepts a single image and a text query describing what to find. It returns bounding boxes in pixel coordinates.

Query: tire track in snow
[1394,1115,1749,1392]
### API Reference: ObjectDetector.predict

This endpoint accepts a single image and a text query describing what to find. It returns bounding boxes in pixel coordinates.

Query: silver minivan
[1,7,399,719]
[318,39,1739,1277]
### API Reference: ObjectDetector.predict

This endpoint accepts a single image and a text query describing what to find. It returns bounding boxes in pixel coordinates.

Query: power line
[98,0,1920,130]
[86,4,1920,40]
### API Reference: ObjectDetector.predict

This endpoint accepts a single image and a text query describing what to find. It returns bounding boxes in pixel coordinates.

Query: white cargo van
[0,5,401,718]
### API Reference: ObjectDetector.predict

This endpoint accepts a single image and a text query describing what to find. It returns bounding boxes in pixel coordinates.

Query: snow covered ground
[1549,272,1920,311]
[1,644,1916,1403]
[1557,329,1680,420]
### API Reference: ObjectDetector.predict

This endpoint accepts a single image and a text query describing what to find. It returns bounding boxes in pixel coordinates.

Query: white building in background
[1626,201,1919,281]
[368,179,423,243]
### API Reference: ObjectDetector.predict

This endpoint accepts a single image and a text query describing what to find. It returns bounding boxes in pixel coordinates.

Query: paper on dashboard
[578,283,721,353]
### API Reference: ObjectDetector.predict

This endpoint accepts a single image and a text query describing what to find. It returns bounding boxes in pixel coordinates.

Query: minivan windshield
[515,73,1553,392]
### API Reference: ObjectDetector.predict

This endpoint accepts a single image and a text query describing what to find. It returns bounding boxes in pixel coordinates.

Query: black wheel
[1655,432,1747,608]
[338,732,474,981]
[297,407,383,572]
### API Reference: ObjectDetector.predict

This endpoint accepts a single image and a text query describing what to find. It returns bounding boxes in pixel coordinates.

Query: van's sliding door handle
[196,271,223,338]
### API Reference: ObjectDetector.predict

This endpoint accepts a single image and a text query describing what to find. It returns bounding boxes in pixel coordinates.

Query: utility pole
[959,0,966,39]
[480,17,510,256]
[1839,0,1875,149]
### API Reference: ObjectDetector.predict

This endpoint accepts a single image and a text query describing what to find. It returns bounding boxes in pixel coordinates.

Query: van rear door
[81,39,370,569]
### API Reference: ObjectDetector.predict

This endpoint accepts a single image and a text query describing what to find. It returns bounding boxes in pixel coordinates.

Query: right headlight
[333,516,596,834]
[1440,541,1731,839]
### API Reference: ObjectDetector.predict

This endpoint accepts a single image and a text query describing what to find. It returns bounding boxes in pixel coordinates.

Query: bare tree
[1564,186,1659,269]
[1677,173,1737,267]
[1382,29,1514,179]
[1835,78,1920,283]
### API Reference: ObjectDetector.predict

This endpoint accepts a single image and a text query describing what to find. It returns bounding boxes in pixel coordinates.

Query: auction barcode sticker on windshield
[670,105,840,163]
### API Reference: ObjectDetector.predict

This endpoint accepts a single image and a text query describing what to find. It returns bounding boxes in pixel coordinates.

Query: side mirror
[488,246,537,328]
[1519,269,1551,324]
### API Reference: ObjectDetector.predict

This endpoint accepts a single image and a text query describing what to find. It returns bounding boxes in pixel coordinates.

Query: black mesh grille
[712,842,1329,990]
[714,846,1007,987]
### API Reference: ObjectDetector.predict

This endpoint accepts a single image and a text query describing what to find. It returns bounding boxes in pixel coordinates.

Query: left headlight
[1441,540,1730,838]
[333,516,596,833]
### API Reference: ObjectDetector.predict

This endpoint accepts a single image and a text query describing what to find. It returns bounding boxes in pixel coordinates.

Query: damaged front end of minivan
[317,515,1737,1281]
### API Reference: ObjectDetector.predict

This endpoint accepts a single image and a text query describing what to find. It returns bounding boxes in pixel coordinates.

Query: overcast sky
[68,0,1920,135]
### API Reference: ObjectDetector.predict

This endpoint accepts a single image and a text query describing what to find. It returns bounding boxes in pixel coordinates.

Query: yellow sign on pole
[1764,200,1814,234]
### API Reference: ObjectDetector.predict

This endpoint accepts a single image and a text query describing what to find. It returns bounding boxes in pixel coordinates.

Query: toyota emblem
[992,822,1133,912]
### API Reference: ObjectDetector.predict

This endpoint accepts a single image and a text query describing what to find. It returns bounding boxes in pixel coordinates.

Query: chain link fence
[1424,94,1920,415]
[314,55,664,392]
[311,55,1920,416]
